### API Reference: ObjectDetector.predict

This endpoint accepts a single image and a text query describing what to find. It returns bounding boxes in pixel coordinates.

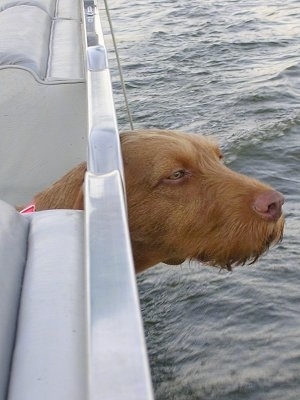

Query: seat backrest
[0,202,86,400]
[0,201,29,400]
[0,2,82,81]
[7,209,86,400]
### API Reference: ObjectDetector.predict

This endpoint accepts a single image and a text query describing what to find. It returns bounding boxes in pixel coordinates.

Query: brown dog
[32,129,284,273]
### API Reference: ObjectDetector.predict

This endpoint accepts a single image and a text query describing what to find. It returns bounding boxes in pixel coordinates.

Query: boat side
[84,1,154,399]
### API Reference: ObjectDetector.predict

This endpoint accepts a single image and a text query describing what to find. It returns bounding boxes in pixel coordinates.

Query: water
[102,1,300,398]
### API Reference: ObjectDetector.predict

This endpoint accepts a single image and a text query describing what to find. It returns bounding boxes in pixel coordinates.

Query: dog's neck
[131,241,165,273]
[132,241,185,272]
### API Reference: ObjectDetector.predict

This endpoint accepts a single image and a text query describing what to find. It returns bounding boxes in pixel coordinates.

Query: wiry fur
[34,162,86,210]
[30,129,284,273]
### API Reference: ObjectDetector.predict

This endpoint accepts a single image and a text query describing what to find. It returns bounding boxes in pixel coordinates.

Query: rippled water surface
[102,1,300,398]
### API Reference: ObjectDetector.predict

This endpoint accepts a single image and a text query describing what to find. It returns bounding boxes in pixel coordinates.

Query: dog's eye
[161,169,191,185]
[168,170,186,180]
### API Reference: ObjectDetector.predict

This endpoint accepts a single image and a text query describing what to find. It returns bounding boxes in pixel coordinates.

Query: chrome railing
[83,2,154,399]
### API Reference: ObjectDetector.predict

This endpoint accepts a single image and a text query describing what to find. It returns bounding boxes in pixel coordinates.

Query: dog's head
[121,129,284,272]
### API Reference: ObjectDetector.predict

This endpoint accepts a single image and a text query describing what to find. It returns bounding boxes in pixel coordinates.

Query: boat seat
[0,0,81,19]
[0,0,87,207]
[0,202,29,400]
[0,1,83,81]
[0,201,86,400]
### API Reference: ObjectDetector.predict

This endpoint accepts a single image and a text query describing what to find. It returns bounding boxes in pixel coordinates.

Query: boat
[0,1,154,399]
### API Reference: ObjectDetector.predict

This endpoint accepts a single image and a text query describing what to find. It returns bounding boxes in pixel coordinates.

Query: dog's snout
[253,190,284,221]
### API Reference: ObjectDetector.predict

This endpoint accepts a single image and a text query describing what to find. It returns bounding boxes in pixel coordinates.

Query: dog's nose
[253,190,284,221]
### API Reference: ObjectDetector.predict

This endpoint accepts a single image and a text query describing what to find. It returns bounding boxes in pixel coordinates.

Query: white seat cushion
[8,210,86,400]
[0,6,51,79]
[47,19,84,81]
[56,0,81,19]
[0,0,80,19]
[0,201,29,400]
[0,2,83,81]
[0,0,56,15]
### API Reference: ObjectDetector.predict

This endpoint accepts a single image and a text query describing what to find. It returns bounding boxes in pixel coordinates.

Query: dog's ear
[73,186,84,210]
